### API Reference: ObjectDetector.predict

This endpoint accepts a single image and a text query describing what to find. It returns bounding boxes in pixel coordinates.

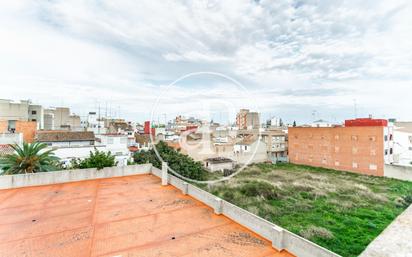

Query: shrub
[133,141,208,181]
[239,180,279,200]
[300,226,334,240]
[223,169,235,177]
[222,190,236,202]
[71,149,117,170]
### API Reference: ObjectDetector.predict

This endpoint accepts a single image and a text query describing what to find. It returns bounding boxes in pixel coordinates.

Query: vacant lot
[206,163,412,257]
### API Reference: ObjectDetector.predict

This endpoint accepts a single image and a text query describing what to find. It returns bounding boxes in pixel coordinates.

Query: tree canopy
[133,141,208,181]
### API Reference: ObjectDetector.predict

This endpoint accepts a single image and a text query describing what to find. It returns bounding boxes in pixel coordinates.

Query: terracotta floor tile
[0,174,294,257]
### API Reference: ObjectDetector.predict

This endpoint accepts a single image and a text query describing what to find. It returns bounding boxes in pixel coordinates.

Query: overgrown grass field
[206,163,412,257]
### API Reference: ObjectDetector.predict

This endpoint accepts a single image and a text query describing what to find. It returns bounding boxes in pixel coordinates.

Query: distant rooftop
[36,131,95,142]
[0,174,292,257]
[205,157,234,163]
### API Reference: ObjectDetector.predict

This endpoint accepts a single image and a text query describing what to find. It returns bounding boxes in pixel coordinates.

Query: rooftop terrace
[0,173,292,257]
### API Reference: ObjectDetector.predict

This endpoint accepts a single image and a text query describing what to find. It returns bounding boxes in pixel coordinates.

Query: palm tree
[0,142,60,175]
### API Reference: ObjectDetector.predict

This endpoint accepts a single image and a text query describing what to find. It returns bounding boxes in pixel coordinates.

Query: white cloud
[0,0,411,123]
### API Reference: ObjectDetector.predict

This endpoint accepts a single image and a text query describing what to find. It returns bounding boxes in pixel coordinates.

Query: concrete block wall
[0,164,152,189]
[156,165,341,257]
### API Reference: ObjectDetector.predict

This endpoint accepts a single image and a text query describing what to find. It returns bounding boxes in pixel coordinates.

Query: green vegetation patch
[133,141,209,181]
[207,163,412,257]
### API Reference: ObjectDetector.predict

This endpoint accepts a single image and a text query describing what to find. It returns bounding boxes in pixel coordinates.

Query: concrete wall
[28,105,44,130]
[0,100,29,121]
[43,110,54,130]
[206,161,233,172]
[51,145,106,163]
[153,166,341,257]
[0,133,23,145]
[384,164,412,181]
[0,164,152,189]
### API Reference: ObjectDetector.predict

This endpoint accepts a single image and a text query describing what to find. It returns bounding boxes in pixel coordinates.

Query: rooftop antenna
[312,110,317,121]
[105,102,108,119]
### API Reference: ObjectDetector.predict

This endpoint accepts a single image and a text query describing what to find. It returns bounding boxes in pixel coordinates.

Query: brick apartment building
[288,118,393,176]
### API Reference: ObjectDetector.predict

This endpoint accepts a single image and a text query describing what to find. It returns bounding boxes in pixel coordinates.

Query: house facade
[288,118,393,176]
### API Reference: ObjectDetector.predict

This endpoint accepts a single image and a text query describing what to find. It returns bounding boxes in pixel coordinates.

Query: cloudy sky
[1,0,411,124]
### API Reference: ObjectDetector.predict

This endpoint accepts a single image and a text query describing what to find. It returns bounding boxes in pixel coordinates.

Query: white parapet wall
[0,164,152,189]
[151,167,341,257]
[384,164,412,181]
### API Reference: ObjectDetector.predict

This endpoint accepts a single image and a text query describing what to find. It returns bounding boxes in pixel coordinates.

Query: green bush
[71,149,117,170]
[239,180,279,200]
[223,169,235,177]
[133,141,208,181]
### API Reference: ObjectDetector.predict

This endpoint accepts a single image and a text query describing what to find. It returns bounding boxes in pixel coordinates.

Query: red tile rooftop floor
[0,174,293,257]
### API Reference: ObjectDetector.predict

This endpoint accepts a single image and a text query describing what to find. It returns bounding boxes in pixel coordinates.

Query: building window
[384,135,388,141]
[31,110,37,115]
[31,119,36,122]
[369,164,377,171]
[409,147,412,151]
[352,162,358,168]
[390,148,393,154]
[351,135,358,141]
[352,147,358,154]
[107,138,114,144]
[389,134,393,141]
[409,136,412,144]
[385,149,388,155]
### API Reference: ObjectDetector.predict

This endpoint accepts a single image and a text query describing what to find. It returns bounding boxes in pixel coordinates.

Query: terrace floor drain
[171,237,176,240]
[32,219,36,222]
